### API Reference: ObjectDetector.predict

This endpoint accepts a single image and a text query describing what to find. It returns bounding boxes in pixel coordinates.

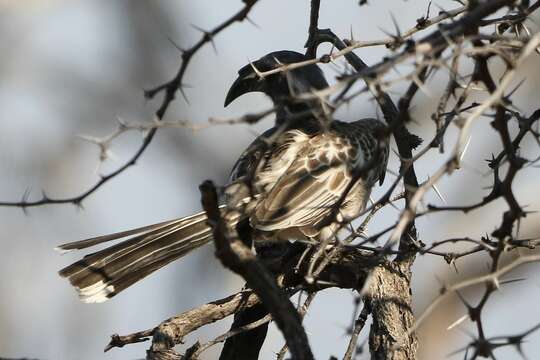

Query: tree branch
[199,180,314,360]
[0,0,259,209]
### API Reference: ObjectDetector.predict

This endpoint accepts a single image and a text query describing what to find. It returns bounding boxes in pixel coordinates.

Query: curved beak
[224,72,263,107]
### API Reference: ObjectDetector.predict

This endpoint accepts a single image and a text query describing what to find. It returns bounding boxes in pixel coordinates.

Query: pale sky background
[1,1,539,359]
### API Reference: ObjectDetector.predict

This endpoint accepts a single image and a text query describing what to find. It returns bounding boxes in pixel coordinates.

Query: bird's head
[224,50,329,113]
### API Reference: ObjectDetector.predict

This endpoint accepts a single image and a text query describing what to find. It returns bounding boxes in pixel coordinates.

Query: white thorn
[247,58,264,79]
[460,136,472,162]
[447,314,470,330]
[431,183,447,204]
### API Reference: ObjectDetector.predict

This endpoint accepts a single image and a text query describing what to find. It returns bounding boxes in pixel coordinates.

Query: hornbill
[57,50,389,303]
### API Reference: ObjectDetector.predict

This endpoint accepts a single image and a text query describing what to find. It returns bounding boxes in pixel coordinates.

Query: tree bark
[367,259,418,360]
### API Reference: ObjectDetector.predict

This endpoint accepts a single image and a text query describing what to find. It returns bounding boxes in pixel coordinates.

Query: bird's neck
[274,100,321,131]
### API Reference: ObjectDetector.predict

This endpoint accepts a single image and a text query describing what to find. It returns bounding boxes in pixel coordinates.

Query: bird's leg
[305,227,340,284]
[294,245,314,274]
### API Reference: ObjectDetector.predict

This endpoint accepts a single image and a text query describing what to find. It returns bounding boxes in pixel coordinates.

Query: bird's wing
[229,127,311,185]
[229,127,277,182]
[253,129,311,192]
[252,133,353,231]
[225,128,312,211]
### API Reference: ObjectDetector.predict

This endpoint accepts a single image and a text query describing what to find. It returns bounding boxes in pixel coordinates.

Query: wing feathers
[251,122,388,233]
[253,162,350,231]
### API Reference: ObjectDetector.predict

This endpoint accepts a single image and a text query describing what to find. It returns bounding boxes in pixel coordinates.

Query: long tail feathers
[57,211,213,303]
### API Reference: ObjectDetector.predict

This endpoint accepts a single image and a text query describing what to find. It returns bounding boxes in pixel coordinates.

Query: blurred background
[1,1,539,359]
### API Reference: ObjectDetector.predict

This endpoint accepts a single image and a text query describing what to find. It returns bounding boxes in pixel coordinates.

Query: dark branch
[305,0,322,58]
[199,180,314,360]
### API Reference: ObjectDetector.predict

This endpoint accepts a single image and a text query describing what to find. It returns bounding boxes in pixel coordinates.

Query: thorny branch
[0,0,259,209]
[105,244,376,355]
[136,1,540,359]
[4,1,540,359]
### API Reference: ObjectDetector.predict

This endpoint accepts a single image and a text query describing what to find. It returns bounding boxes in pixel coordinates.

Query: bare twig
[0,0,259,209]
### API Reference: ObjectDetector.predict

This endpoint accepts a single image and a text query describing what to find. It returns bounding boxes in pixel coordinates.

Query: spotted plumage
[230,118,388,241]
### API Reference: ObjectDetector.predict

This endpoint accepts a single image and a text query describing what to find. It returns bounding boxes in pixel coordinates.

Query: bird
[57,50,389,303]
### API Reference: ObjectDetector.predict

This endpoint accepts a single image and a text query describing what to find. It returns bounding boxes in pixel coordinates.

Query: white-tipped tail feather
[58,211,221,303]
[76,281,116,304]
